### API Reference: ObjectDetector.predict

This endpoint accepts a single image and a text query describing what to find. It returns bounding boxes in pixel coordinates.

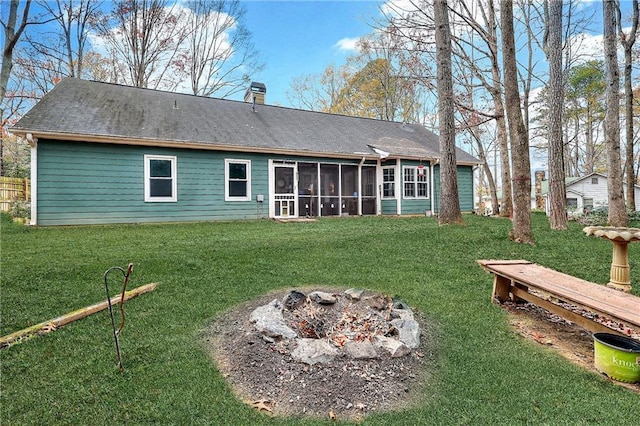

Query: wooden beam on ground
[509,286,625,336]
[0,283,158,349]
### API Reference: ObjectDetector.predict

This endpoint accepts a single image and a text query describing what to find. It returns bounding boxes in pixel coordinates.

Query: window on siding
[144,155,177,202]
[567,198,578,208]
[584,198,594,210]
[225,159,251,201]
[383,167,395,198]
[591,177,598,184]
[403,166,429,199]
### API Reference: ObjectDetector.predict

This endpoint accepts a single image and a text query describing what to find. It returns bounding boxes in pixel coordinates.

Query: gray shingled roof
[12,78,479,164]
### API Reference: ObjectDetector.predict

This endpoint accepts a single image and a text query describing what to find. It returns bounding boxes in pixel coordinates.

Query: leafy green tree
[565,60,606,175]
[331,58,414,121]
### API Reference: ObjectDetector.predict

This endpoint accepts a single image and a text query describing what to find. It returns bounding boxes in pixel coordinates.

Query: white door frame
[269,160,298,218]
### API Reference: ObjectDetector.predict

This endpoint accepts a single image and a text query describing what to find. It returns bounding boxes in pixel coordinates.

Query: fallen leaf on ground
[533,332,545,342]
[250,399,273,413]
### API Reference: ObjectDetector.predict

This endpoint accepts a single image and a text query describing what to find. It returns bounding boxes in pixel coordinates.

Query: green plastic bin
[593,333,640,383]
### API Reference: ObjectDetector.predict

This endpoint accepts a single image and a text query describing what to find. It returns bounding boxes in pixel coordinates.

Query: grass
[1,213,639,425]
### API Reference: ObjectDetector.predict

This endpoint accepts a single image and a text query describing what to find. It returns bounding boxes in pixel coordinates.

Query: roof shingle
[12,78,479,163]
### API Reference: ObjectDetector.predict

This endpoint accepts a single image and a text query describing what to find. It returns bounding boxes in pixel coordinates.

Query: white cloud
[334,37,360,53]
[568,32,605,64]
[567,26,635,66]
[380,0,420,19]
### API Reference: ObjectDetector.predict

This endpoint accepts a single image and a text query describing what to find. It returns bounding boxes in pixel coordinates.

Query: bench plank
[509,286,626,335]
[478,260,640,333]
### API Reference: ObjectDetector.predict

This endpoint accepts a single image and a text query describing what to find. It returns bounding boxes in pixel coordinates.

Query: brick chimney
[535,170,545,210]
[244,82,266,105]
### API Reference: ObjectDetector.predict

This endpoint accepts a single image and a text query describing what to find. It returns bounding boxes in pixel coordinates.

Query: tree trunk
[1,0,32,177]
[603,0,627,227]
[501,0,534,244]
[486,0,512,217]
[619,0,638,212]
[434,0,462,225]
[585,107,595,174]
[545,0,568,229]
[472,125,499,215]
[494,97,512,217]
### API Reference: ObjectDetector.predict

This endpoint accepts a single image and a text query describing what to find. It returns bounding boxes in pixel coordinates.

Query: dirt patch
[200,287,438,421]
[501,300,640,394]
[201,288,638,421]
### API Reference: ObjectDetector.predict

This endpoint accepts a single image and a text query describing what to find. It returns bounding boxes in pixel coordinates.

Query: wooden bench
[477,260,640,336]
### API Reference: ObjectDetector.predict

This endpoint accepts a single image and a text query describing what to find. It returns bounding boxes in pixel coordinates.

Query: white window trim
[144,154,177,202]
[225,158,252,201]
[402,165,430,199]
[382,166,396,199]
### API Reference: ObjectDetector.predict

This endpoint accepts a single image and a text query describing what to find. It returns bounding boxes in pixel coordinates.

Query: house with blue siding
[11,78,479,226]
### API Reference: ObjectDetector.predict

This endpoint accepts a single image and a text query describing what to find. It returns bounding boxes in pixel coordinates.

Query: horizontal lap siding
[381,199,397,215]
[399,160,431,215]
[433,165,474,213]
[456,166,474,211]
[36,140,269,225]
[401,200,430,215]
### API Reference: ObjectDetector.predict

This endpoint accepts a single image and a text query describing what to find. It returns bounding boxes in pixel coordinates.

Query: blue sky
[238,0,383,106]
[7,0,637,109]
[235,0,638,108]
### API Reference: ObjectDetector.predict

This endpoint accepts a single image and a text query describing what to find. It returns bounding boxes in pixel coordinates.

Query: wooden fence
[0,177,30,212]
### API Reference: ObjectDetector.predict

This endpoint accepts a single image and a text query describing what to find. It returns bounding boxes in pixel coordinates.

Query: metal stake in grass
[104,263,134,372]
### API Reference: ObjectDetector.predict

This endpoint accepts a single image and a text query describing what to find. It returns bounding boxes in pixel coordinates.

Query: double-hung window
[225,159,251,201]
[144,155,177,202]
[382,167,395,198]
[403,166,429,199]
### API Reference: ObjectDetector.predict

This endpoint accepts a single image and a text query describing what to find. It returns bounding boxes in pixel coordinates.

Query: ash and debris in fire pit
[201,287,437,420]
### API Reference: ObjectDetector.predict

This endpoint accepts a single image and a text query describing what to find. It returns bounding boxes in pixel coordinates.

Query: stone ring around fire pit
[202,287,436,420]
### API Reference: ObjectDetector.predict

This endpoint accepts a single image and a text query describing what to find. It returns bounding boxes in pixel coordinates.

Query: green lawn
[1,213,638,425]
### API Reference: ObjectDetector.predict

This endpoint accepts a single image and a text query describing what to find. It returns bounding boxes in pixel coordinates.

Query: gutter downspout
[431,159,438,215]
[472,164,480,214]
[396,159,401,215]
[26,133,37,225]
[358,156,365,216]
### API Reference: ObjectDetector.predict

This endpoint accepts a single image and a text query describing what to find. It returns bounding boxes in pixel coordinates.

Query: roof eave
[10,129,382,161]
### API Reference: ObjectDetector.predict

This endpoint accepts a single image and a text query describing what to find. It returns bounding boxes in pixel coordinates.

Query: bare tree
[544,0,568,229]
[603,0,627,226]
[1,1,32,104]
[617,0,638,212]
[434,0,461,224]
[449,0,512,217]
[287,65,344,112]
[182,0,262,98]
[33,0,102,78]
[458,80,499,217]
[515,0,544,138]
[10,0,104,99]
[288,31,423,124]
[1,0,33,176]
[501,0,534,243]
[96,0,190,90]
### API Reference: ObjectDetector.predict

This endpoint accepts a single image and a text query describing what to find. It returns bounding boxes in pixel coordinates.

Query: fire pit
[584,226,640,292]
[202,287,434,420]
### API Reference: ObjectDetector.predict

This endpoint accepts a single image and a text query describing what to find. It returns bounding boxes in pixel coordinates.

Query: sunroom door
[273,165,296,218]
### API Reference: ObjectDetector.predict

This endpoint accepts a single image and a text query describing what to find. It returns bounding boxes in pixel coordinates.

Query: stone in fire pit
[202,287,435,420]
